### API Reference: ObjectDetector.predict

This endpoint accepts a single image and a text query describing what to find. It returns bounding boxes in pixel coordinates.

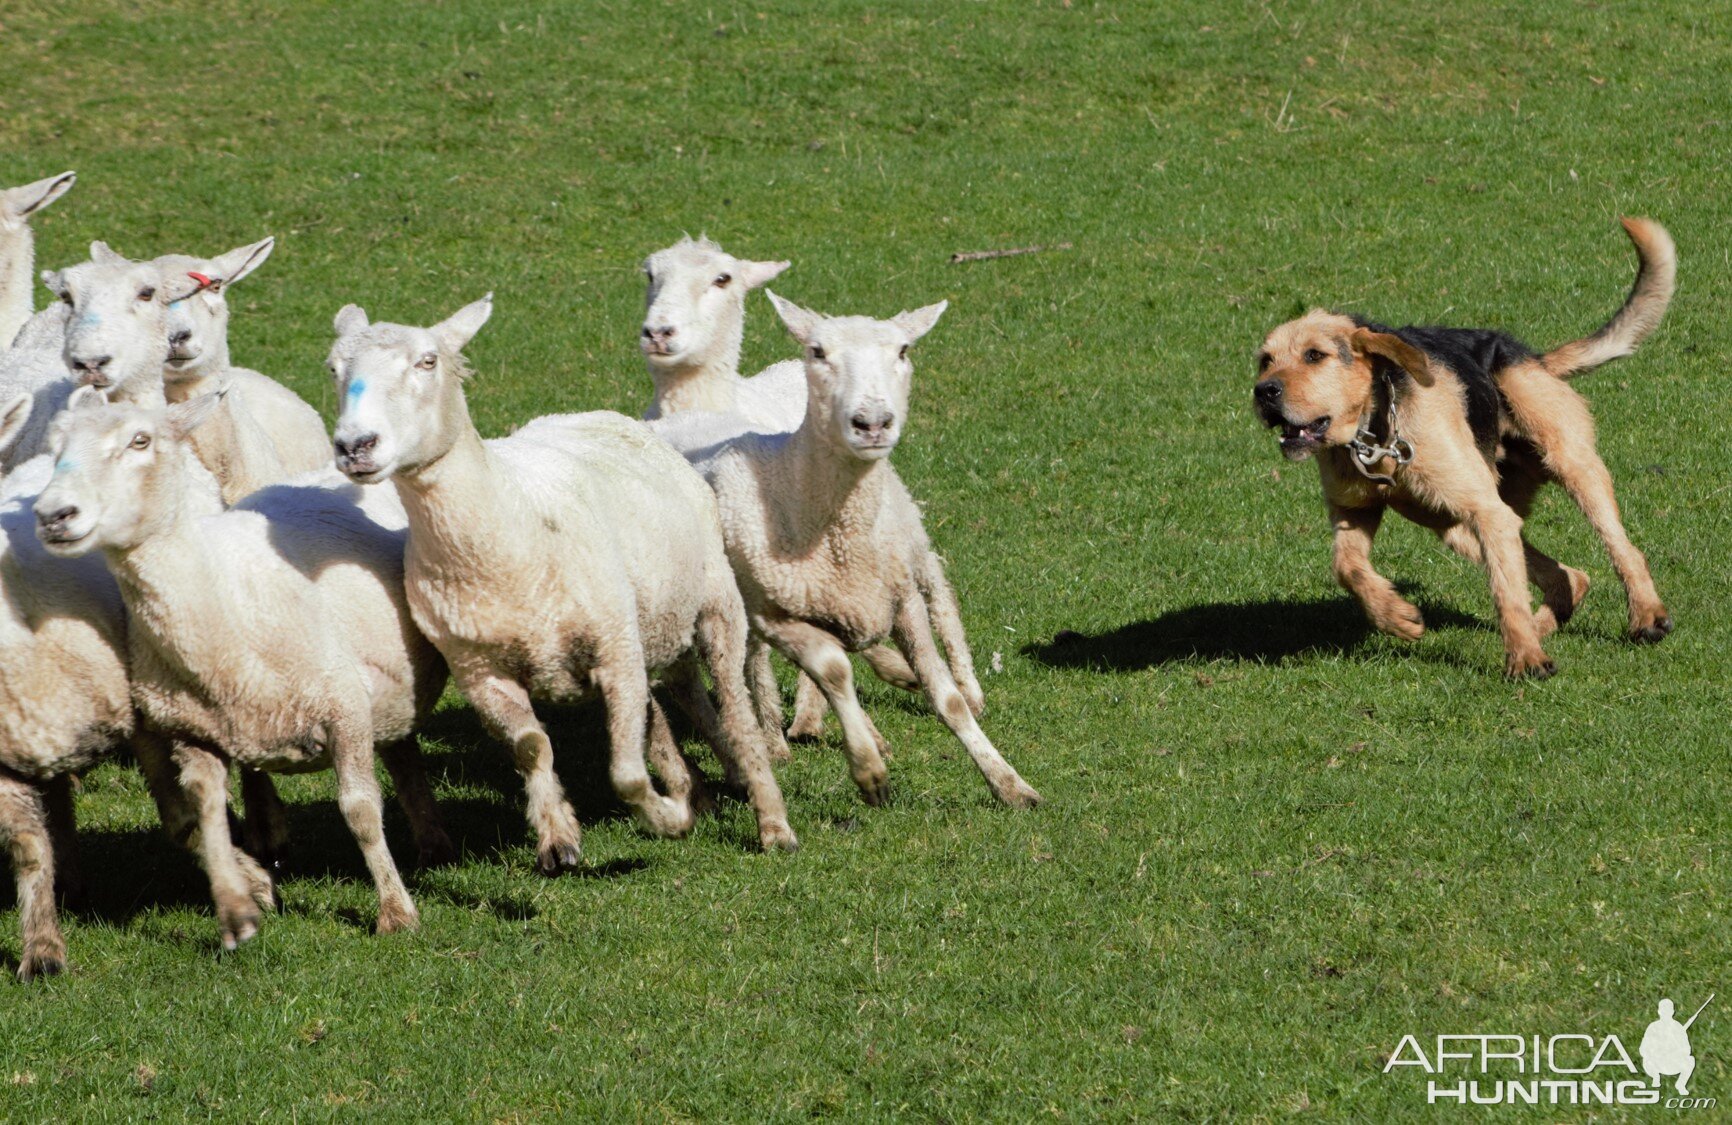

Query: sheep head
[329,294,491,483]
[640,236,787,368]
[766,290,946,462]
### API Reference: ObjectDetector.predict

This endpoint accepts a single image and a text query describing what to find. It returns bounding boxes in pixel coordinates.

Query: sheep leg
[172,742,263,950]
[375,739,458,868]
[459,671,583,873]
[0,773,65,981]
[756,617,891,807]
[131,731,275,912]
[238,766,290,871]
[787,673,829,741]
[919,554,985,717]
[892,593,1041,809]
[748,639,792,763]
[645,692,710,813]
[327,719,418,934]
[594,660,694,839]
[695,599,797,853]
[660,661,730,792]
[42,773,84,908]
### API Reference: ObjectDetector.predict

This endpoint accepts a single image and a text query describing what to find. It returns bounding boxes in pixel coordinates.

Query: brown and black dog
[1253,218,1674,678]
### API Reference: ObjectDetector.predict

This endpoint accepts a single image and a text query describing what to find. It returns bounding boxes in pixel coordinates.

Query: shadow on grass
[1023,590,1484,671]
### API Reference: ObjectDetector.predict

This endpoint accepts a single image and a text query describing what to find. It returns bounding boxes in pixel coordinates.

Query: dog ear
[1350,328,1434,387]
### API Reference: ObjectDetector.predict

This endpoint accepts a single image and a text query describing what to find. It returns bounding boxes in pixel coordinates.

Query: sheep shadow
[1023,589,1485,671]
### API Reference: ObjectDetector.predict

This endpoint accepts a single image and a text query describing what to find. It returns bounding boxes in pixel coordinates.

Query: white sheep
[328,295,797,862]
[0,395,279,977]
[36,389,454,948]
[39,240,329,502]
[636,238,964,743]
[696,293,1040,808]
[638,235,801,425]
[0,172,75,349]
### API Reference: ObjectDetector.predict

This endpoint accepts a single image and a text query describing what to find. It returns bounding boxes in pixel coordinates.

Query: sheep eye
[137,287,156,302]
[59,292,73,305]
[1303,348,1327,364]
[714,273,732,288]
[129,432,151,451]
[898,344,909,360]
[810,345,826,361]
[416,354,438,370]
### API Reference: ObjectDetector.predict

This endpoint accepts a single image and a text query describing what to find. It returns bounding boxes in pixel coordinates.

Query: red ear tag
[186,271,214,292]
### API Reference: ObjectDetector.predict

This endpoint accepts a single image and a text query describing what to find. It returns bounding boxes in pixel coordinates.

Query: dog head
[1253,310,1432,460]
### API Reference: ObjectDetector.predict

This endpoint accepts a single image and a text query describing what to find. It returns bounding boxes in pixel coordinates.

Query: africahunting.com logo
[1383,993,1715,1108]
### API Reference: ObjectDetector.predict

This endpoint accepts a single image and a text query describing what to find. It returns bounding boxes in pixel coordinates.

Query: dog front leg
[1330,503,1424,640]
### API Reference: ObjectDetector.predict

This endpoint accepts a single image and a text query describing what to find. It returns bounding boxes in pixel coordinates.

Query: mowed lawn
[2,0,1728,1118]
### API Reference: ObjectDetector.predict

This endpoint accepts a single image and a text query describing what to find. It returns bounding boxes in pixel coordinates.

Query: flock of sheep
[0,171,1038,979]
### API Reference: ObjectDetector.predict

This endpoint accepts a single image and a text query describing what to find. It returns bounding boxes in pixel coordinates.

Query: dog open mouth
[1277,416,1331,459]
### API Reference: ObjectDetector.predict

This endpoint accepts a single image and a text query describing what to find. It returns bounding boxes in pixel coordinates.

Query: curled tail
[1541,217,1675,380]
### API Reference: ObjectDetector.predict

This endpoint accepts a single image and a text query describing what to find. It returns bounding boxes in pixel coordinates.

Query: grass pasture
[1,0,1728,1118]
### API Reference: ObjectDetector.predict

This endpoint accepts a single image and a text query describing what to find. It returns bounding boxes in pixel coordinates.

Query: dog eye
[416,353,438,370]
[129,432,151,451]
[1257,353,1273,371]
[137,287,156,302]
[714,273,732,288]
[1303,348,1327,364]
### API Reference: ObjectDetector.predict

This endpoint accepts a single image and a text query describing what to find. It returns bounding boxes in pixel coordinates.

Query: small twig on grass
[948,242,1073,264]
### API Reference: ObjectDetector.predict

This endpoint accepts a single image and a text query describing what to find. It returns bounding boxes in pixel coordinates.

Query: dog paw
[1373,601,1426,641]
[1505,652,1558,680]
[1630,613,1673,644]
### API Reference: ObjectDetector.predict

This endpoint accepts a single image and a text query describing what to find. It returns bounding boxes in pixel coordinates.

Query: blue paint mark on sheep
[346,379,367,404]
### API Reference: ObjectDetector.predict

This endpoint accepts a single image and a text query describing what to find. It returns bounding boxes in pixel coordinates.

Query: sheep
[328,294,797,862]
[35,389,454,948]
[638,236,801,425]
[636,238,971,744]
[0,394,279,977]
[694,292,1040,809]
[0,172,75,349]
[38,239,329,502]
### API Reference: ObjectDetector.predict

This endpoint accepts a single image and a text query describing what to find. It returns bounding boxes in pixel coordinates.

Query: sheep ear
[893,300,948,342]
[333,304,369,337]
[765,290,819,344]
[435,293,493,352]
[89,240,124,265]
[737,259,790,290]
[0,394,31,458]
[202,237,275,291]
[1349,328,1435,387]
[166,392,223,439]
[67,385,107,413]
[2,171,75,221]
[40,269,63,296]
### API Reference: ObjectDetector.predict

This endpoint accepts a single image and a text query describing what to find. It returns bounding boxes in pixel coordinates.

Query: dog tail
[1541,217,1675,380]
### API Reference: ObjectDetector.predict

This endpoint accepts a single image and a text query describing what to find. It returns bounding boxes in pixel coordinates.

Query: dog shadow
[1022,589,1485,671]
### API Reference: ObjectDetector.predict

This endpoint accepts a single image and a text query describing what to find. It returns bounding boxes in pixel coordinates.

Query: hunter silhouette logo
[1642,995,1712,1096]
[1383,991,1717,1108]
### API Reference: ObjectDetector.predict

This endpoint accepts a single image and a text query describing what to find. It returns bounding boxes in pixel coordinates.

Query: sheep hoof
[536,841,582,876]
[18,953,66,982]
[786,715,825,742]
[855,775,891,807]
[995,779,1043,810]
[375,903,420,935]
[760,824,800,853]
[418,835,460,869]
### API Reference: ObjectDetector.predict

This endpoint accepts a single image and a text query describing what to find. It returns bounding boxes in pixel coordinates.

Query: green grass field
[2,1,1727,1118]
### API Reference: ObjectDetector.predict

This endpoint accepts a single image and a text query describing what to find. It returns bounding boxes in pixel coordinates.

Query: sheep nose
[335,433,379,460]
[642,325,676,343]
[168,329,192,347]
[1254,379,1283,403]
[70,355,112,384]
[36,504,79,532]
[850,412,894,440]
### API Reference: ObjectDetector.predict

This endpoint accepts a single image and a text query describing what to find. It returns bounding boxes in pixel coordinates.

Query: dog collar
[1346,367,1414,486]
